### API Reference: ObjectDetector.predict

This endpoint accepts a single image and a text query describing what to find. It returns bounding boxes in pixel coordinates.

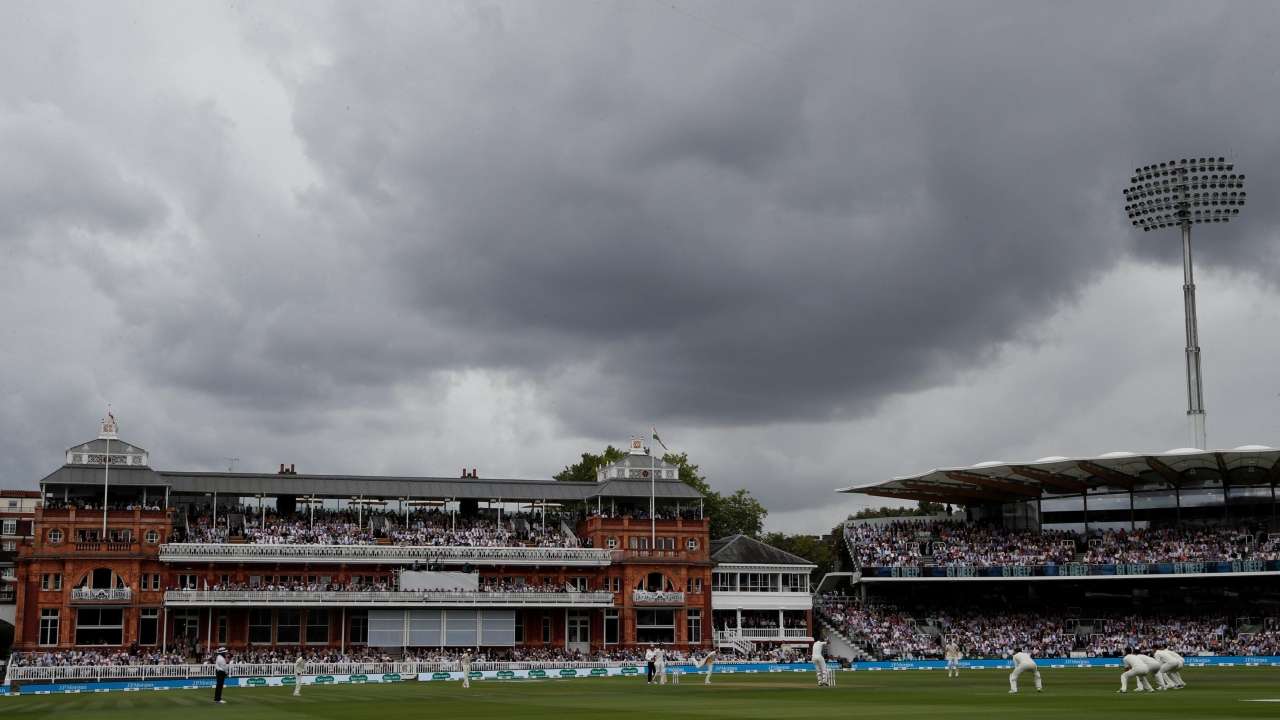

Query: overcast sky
[3,1,1279,533]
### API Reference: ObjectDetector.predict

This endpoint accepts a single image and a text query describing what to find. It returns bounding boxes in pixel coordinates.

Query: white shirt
[1122,654,1148,671]
[945,644,960,660]
[1154,649,1183,664]
[1138,654,1162,671]
[644,648,656,662]
[1011,652,1034,667]
[215,654,228,673]
[295,657,306,674]
[811,641,826,661]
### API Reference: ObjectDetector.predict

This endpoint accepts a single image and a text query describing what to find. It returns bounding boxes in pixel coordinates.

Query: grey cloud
[3,1,1280,511]
[0,104,165,242]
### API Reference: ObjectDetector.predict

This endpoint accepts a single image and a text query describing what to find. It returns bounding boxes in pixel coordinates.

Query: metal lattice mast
[1124,156,1247,450]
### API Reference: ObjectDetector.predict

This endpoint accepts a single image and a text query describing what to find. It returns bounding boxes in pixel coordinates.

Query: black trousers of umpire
[214,671,227,702]
[646,661,655,683]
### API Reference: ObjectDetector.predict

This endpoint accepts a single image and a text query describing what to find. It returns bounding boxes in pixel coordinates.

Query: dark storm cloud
[242,0,1280,428]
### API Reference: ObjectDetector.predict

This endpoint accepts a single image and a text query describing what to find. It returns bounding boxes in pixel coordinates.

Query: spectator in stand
[846,521,1278,570]
[813,593,1280,660]
[178,507,575,548]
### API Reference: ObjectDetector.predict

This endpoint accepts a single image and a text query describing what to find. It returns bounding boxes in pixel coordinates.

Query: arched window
[78,567,126,590]
[636,572,674,593]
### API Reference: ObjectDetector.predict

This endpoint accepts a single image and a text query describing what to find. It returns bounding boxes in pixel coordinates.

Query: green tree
[554,445,626,483]
[761,530,837,579]
[661,451,767,539]
[714,488,768,538]
[850,500,948,520]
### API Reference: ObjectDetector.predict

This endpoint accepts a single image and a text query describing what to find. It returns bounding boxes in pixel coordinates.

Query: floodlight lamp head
[1124,155,1246,230]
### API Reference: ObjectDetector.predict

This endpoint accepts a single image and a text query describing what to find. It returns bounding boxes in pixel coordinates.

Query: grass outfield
[3,668,1279,719]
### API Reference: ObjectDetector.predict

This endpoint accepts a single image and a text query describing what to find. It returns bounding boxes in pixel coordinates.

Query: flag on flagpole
[651,427,669,453]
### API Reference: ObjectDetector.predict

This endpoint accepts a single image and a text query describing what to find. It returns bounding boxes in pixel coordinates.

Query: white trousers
[657,664,667,684]
[1120,668,1154,692]
[1158,660,1184,688]
[814,657,829,685]
[947,659,959,676]
[1009,664,1041,692]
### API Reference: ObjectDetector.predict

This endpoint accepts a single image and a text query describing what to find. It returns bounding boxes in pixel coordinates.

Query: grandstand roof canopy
[837,446,1280,504]
[39,466,703,502]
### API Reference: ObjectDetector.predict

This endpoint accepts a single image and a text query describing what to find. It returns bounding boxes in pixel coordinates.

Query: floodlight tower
[1123,156,1247,450]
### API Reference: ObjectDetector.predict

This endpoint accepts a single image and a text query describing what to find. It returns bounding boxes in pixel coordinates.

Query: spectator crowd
[846,521,1280,569]
[179,508,574,548]
[816,594,1280,659]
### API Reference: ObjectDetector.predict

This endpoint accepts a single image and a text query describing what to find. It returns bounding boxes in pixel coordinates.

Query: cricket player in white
[293,655,305,696]
[945,642,962,678]
[1118,649,1156,693]
[461,651,472,689]
[656,648,668,685]
[1153,648,1185,689]
[812,640,830,687]
[645,645,657,684]
[1008,650,1041,694]
[213,647,229,704]
[692,650,717,685]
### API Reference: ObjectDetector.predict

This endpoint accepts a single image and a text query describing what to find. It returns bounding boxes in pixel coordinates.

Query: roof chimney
[471,468,478,479]
[289,463,296,474]
[279,464,285,474]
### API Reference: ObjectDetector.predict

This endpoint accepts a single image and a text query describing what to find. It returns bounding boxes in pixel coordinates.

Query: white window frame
[39,609,60,646]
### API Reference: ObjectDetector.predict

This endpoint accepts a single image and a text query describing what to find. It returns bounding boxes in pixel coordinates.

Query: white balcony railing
[164,589,617,608]
[158,543,612,566]
[631,590,685,605]
[714,628,810,642]
[70,587,132,603]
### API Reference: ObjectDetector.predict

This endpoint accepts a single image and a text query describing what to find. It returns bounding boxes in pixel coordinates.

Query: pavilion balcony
[714,628,811,643]
[631,589,685,606]
[70,587,133,603]
[163,589,617,608]
[157,543,613,566]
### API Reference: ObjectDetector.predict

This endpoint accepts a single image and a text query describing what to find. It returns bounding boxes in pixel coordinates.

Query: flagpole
[650,446,656,549]
[102,433,110,536]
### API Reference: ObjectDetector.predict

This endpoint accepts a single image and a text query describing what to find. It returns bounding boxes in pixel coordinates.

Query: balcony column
[778,608,783,634]
[735,608,741,634]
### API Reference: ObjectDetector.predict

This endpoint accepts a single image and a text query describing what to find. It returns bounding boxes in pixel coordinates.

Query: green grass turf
[2,668,1279,719]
